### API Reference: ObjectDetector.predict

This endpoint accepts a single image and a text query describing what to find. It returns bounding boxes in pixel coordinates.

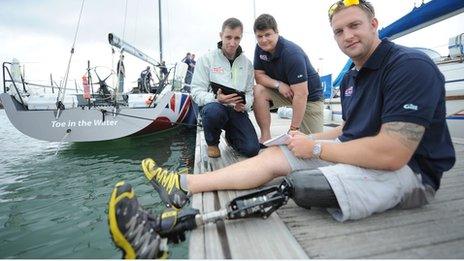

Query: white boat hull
[0,91,194,142]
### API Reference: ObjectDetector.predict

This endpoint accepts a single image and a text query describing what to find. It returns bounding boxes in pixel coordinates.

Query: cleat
[108,181,169,259]
[141,158,189,209]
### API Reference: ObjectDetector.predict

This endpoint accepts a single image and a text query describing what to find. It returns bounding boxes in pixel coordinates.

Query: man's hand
[234,103,246,112]
[288,130,306,137]
[278,82,293,100]
[217,89,243,104]
[287,134,315,158]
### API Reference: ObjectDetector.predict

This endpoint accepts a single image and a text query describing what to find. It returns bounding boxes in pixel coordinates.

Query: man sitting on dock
[190,18,259,158]
[253,14,324,142]
[107,1,455,258]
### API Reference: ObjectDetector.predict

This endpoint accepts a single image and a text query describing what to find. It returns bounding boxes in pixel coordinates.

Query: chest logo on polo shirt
[344,86,354,97]
[259,54,269,61]
[211,67,224,74]
[403,103,418,110]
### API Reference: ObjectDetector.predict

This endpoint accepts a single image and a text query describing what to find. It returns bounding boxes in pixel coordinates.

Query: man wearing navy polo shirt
[253,14,324,142]
[107,3,457,250]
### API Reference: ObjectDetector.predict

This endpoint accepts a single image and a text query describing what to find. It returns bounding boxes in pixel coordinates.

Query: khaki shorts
[268,89,323,134]
[280,144,435,222]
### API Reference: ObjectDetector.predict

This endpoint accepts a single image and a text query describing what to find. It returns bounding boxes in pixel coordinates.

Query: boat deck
[189,113,464,259]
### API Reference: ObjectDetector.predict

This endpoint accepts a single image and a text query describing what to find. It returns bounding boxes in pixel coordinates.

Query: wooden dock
[189,112,464,259]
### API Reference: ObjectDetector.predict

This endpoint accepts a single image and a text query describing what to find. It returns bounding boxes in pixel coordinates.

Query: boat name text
[51,120,118,128]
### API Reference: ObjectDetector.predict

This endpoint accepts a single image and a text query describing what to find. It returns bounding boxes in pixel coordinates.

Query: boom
[108,33,159,66]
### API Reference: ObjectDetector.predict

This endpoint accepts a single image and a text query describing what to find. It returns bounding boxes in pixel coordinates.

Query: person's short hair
[253,14,278,33]
[328,0,375,22]
[222,17,243,32]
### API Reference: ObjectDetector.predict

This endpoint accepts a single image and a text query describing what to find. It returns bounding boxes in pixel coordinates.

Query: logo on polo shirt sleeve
[403,103,418,110]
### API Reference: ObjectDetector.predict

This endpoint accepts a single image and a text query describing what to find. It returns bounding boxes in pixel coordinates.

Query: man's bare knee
[260,146,291,177]
[253,84,268,99]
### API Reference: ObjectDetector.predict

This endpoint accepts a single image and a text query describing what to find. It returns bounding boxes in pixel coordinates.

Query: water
[0,109,196,258]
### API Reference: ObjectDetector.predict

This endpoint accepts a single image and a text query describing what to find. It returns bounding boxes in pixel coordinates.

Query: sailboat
[326,0,464,139]
[0,1,196,143]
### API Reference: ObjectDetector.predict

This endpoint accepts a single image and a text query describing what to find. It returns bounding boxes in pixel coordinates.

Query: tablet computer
[210,82,246,104]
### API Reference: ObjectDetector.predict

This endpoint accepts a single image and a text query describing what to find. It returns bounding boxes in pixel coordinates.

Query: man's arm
[288,121,424,171]
[190,57,215,106]
[289,81,308,130]
[322,122,424,170]
[255,69,294,98]
[255,69,279,88]
[312,124,344,140]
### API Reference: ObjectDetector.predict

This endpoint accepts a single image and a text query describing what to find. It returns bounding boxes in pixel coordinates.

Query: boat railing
[2,62,28,109]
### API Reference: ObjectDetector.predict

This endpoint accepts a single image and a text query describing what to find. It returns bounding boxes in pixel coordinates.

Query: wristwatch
[274,80,281,90]
[312,143,322,159]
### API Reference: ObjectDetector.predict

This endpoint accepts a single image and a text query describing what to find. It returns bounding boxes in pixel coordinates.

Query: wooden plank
[189,127,206,258]
[369,238,464,258]
[299,214,464,258]
[212,140,307,258]
[189,121,308,258]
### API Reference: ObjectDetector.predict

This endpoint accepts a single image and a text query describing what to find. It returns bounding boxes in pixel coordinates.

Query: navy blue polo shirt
[339,39,455,190]
[254,36,323,102]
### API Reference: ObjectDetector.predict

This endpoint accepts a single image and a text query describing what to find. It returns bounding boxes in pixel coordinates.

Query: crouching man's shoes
[207,145,221,158]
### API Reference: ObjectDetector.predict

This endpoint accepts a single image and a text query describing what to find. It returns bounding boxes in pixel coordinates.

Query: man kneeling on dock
[190,18,260,158]
[107,1,455,258]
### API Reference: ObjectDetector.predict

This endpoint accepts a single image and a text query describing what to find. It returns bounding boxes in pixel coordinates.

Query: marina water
[0,109,195,258]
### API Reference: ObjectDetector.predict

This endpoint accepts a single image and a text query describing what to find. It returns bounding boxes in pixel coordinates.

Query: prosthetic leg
[156,170,339,242]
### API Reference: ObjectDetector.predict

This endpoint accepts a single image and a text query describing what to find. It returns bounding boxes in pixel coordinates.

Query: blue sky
[1,0,463,91]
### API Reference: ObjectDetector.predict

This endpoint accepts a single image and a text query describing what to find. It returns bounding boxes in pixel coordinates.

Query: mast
[158,0,163,63]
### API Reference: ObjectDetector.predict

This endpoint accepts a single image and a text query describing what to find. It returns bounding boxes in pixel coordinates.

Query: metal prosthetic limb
[156,179,293,241]
[156,171,339,243]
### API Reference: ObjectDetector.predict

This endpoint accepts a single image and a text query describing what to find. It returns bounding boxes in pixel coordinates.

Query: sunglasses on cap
[328,0,374,19]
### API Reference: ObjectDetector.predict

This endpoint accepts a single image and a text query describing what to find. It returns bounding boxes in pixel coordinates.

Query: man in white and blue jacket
[191,18,260,158]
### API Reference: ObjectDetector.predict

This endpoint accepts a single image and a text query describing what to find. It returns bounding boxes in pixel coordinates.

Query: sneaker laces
[151,167,181,194]
[124,207,162,258]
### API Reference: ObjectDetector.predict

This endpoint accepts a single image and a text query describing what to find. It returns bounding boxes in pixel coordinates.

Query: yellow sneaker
[107,181,169,259]
[141,158,189,209]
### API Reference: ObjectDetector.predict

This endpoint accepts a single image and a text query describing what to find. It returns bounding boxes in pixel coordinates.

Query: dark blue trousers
[201,103,260,157]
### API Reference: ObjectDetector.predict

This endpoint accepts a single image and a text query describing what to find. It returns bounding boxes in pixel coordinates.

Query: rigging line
[122,0,128,41]
[164,0,169,59]
[133,0,140,44]
[58,0,86,104]
[100,109,201,128]
[56,0,85,120]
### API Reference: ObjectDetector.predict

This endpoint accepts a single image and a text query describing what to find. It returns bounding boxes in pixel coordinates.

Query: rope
[59,0,85,102]
[100,109,201,128]
[54,129,71,155]
[122,0,128,40]
[57,0,86,117]
[134,0,140,44]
